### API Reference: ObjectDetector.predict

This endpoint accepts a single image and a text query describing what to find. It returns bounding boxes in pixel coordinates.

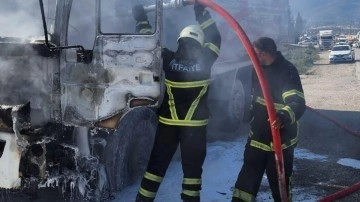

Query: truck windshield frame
[98,0,157,35]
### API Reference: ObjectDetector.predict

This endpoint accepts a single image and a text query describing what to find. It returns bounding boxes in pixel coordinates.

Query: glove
[274,111,291,127]
[132,5,147,21]
[194,0,205,16]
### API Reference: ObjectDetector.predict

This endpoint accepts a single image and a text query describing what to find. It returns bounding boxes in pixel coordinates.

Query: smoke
[0,0,57,125]
[0,54,53,125]
[160,0,289,62]
[159,0,293,139]
[0,0,50,38]
[0,0,292,128]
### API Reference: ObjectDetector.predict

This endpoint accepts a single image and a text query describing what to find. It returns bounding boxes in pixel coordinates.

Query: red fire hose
[306,106,360,138]
[307,105,360,201]
[318,181,360,202]
[192,0,288,201]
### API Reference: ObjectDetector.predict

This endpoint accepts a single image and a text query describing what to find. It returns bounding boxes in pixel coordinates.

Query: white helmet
[177,25,204,46]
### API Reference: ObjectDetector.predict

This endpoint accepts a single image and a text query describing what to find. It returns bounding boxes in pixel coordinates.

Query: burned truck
[0,0,164,199]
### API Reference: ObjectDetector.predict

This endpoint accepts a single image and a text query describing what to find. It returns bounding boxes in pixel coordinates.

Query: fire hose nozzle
[144,0,193,12]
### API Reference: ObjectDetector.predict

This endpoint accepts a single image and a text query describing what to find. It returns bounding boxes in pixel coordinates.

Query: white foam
[337,158,360,169]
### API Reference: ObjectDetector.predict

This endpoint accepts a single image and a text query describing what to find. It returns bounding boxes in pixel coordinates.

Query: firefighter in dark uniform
[232,37,306,202]
[132,1,221,202]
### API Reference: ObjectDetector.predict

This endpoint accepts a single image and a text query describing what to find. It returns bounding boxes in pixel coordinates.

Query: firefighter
[132,1,221,202]
[232,37,306,202]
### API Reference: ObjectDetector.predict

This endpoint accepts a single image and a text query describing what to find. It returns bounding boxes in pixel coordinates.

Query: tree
[287,8,296,43]
[294,12,304,43]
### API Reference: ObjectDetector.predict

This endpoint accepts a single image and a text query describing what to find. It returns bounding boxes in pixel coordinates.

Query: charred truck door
[0,0,162,200]
[61,0,162,127]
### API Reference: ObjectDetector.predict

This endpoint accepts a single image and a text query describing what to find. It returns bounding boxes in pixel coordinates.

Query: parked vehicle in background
[298,38,314,46]
[335,38,349,45]
[319,30,334,50]
[345,34,357,47]
[310,35,318,45]
[353,31,360,48]
[329,44,355,63]
[352,41,360,48]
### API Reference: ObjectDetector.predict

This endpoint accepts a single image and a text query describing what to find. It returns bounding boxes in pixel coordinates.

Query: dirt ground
[293,48,360,201]
[301,49,360,112]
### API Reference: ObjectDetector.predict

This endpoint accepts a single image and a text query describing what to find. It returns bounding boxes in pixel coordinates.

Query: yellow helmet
[177,25,204,46]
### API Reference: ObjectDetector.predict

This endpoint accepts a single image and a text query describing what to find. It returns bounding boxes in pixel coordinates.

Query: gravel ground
[301,49,360,112]
[294,48,360,201]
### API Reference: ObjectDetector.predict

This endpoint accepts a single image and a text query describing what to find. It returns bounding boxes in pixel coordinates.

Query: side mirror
[65,49,78,63]
[65,49,93,64]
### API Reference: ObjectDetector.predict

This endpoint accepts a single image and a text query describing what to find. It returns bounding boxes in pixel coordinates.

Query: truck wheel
[225,79,245,132]
[208,78,246,137]
[104,107,157,193]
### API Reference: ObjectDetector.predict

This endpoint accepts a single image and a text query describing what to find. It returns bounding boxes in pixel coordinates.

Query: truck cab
[319,30,334,50]
[0,0,162,199]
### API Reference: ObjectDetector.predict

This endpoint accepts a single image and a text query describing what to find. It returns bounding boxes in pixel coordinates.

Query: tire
[104,107,157,193]
[207,64,251,141]
[208,78,246,137]
[225,79,245,132]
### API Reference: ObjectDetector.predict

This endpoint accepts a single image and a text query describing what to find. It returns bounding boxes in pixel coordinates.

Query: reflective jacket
[136,10,221,127]
[249,52,306,151]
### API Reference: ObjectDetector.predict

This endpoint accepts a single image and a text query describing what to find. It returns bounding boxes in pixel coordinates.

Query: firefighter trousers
[232,142,295,202]
[137,122,207,202]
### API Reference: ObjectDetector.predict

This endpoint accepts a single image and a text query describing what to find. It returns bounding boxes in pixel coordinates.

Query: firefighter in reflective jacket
[232,37,306,202]
[132,1,221,202]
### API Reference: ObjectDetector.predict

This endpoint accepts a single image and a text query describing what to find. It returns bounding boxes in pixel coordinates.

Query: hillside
[289,0,360,26]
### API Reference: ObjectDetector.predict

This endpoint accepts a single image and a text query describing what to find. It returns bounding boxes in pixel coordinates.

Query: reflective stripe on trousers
[232,188,255,202]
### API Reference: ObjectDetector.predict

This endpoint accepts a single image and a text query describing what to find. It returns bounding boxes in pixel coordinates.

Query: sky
[113,136,360,202]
